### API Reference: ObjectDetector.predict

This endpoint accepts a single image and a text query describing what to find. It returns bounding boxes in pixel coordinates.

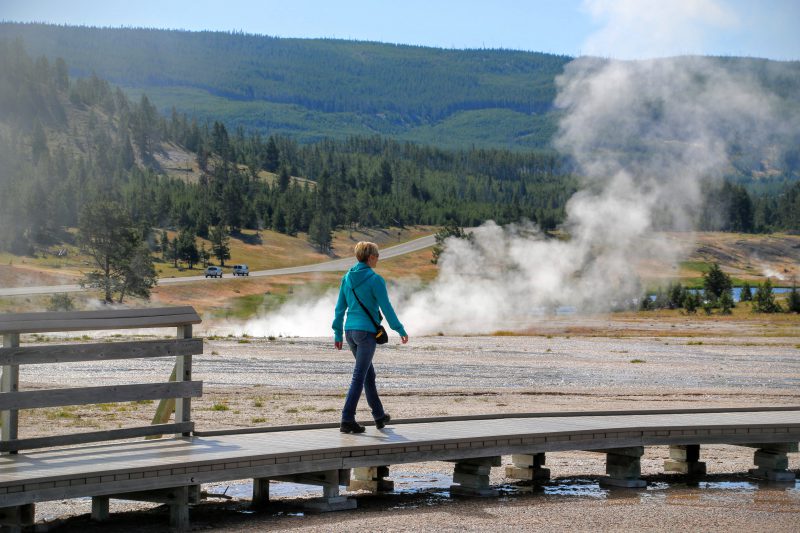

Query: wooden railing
[0,306,202,453]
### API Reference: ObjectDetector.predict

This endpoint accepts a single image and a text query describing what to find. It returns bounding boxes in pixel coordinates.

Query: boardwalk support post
[287,470,356,512]
[100,486,191,530]
[349,466,394,492]
[506,453,550,483]
[597,447,646,488]
[0,504,34,533]
[743,443,798,482]
[91,496,110,522]
[450,456,501,497]
[664,444,706,476]
[252,477,270,508]
[169,486,190,531]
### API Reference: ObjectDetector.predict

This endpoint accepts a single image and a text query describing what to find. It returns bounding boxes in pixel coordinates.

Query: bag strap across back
[349,273,383,328]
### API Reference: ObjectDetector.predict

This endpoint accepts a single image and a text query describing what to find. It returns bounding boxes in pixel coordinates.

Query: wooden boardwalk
[2,407,799,509]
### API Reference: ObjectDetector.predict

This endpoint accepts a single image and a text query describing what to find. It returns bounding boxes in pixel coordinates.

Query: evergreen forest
[1,39,799,260]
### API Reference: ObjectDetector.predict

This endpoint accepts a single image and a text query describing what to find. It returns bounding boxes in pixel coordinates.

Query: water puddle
[388,471,453,494]
[206,481,324,499]
[540,478,607,498]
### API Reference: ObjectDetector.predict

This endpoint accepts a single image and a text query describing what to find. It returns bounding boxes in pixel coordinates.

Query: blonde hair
[354,241,379,262]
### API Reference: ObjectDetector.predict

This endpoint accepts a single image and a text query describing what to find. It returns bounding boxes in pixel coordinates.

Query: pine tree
[209,225,231,266]
[719,291,734,314]
[668,282,685,309]
[277,166,290,193]
[787,282,800,314]
[160,230,169,258]
[78,199,150,303]
[683,292,698,314]
[753,279,782,313]
[117,243,157,303]
[265,136,280,172]
[170,237,179,268]
[703,263,732,302]
[199,242,210,268]
[308,213,332,252]
[31,121,49,163]
[177,228,199,269]
[739,281,753,302]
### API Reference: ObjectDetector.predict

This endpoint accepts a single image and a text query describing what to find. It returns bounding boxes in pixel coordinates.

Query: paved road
[0,234,436,297]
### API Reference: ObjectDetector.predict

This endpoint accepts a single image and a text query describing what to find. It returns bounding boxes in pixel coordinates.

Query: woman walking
[332,241,408,433]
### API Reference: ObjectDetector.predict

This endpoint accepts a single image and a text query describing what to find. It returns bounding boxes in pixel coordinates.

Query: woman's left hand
[334,341,343,350]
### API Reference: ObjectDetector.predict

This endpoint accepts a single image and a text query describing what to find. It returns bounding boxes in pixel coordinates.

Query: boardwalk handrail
[0,306,200,334]
[0,306,202,454]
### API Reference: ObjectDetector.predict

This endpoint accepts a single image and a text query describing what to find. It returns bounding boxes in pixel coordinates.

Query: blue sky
[2,0,798,60]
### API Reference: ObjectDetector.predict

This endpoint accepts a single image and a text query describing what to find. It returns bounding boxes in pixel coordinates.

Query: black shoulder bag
[351,282,389,344]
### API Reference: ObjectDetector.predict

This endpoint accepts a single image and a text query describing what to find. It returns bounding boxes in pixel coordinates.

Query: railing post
[175,325,192,437]
[1,333,20,455]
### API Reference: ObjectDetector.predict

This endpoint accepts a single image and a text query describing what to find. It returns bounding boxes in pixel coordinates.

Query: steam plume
[242,22,790,338]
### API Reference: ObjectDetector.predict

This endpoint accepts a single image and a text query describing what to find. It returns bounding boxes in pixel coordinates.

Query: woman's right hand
[335,341,343,350]
[401,335,409,344]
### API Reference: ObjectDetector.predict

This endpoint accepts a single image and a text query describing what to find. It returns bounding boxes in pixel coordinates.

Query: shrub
[48,293,75,311]
[683,292,698,314]
[753,279,782,313]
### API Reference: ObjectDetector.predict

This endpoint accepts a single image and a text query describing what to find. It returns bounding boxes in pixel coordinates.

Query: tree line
[641,263,800,315]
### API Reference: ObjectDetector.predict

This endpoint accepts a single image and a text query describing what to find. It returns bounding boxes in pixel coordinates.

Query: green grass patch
[251,417,267,424]
[687,341,704,345]
[253,399,264,408]
[211,403,230,411]
[46,408,79,420]
[630,359,646,364]
[680,261,711,273]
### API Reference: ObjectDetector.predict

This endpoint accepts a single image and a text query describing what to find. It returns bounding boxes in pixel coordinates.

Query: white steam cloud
[237,13,788,338]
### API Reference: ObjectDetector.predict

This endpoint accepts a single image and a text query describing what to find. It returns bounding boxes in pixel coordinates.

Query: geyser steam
[239,56,785,338]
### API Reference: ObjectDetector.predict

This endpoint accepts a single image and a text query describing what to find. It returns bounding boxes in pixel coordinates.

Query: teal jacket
[332,262,407,342]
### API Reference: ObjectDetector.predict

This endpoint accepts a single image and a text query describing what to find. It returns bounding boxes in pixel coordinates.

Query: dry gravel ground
[13,313,800,531]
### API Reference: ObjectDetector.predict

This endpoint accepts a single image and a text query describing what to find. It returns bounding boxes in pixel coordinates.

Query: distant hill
[0,30,797,263]
[0,23,569,149]
[0,39,582,257]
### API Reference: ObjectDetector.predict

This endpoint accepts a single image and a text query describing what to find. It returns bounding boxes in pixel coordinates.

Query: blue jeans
[342,330,385,423]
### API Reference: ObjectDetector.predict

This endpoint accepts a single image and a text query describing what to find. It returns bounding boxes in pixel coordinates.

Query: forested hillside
[0,22,568,149]
[3,23,798,179]
[1,40,798,262]
[0,40,576,256]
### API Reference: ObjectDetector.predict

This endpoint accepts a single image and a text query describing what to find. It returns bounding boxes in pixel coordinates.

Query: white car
[204,266,223,278]
[233,264,249,276]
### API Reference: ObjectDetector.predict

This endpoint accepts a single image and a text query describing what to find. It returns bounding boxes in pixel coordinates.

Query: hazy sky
[2,0,798,60]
